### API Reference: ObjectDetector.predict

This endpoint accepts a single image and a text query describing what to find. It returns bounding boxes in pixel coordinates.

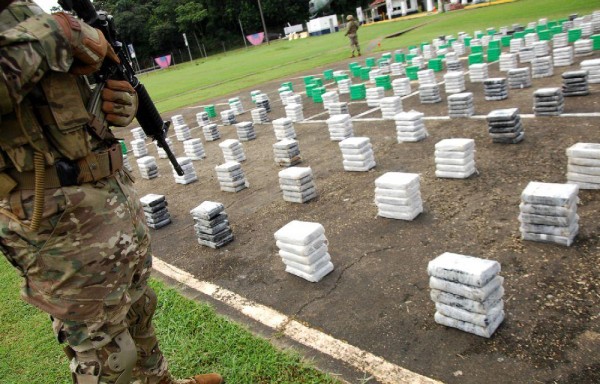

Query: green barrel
[471,45,483,54]
[488,40,501,50]
[349,84,366,100]
[501,35,512,47]
[592,34,600,50]
[568,28,582,43]
[334,74,349,82]
[351,65,362,77]
[365,57,376,67]
[323,69,334,80]
[281,81,293,91]
[305,83,316,98]
[487,48,500,62]
[374,75,392,90]
[428,58,443,72]
[360,67,371,81]
[538,30,551,41]
[551,25,563,36]
[394,52,406,63]
[468,53,484,65]
[303,75,314,85]
[311,78,323,87]
[205,104,216,118]
[405,66,419,80]
[312,87,326,103]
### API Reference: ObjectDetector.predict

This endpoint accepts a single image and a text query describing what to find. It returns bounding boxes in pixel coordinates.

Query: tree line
[90,0,369,69]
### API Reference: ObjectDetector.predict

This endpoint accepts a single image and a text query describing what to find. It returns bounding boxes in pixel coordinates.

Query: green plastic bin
[323,69,334,80]
[349,84,366,100]
[405,66,419,80]
[568,28,582,43]
[428,58,443,72]
[468,53,484,65]
[205,105,216,118]
[487,48,500,62]
[374,75,392,91]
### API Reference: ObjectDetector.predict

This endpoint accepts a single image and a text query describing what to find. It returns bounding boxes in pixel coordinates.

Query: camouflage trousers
[0,171,171,383]
[348,34,360,54]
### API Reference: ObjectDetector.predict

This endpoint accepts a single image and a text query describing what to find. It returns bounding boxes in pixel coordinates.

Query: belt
[7,144,124,190]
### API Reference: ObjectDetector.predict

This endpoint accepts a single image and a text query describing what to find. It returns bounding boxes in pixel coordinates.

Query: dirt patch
[115,53,600,383]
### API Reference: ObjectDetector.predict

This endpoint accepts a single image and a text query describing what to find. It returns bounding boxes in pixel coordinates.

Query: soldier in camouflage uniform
[344,14,361,58]
[0,1,222,383]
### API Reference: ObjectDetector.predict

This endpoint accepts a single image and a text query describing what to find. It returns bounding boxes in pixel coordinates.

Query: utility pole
[183,33,193,62]
[257,0,269,45]
[238,18,248,49]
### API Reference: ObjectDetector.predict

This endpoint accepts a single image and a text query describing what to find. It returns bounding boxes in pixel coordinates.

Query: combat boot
[159,373,224,384]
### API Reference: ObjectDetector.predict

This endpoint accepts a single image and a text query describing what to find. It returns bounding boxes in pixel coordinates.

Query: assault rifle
[58,0,184,175]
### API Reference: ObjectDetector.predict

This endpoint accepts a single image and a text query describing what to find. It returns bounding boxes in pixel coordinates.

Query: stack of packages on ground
[435,139,476,179]
[379,96,403,119]
[251,107,270,125]
[215,162,248,192]
[278,166,317,203]
[173,122,191,141]
[553,46,574,67]
[140,194,171,229]
[366,87,385,107]
[533,87,564,116]
[447,92,474,118]
[131,127,146,141]
[566,143,600,189]
[338,137,376,172]
[562,70,589,96]
[574,39,593,56]
[273,139,301,167]
[137,156,158,180]
[486,108,524,144]
[172,157,198,185]
[328,102,349,116]
[419,83,442,104]
[190,201,234,249]
[236,121,257,141]
[203,123,221,141]
[255,93,271,112]
[326,114,354,141]
[507,67,532,89]
[131,138,148,158]
[392,77,411,96]
[196,111,210,127]
[219,139,246,162]
[155,138,173,159]
[228,97,244,115]
[272,118,296,140]
[338,79,351,94]
[183,139,206,160]
[274,220,334,282]
[469,63,488,82]
[581,59,600,83]
[444,71,466,94]
[374,172,423,220]
[285,103,304,122]
[322,91,339,111]
[483,78,508,101]
[519,46,534,63]
[519,182,579,246]
[428,252,505,338]
[220,109,236,125]
[499,53,517,71]
[531,56,553,78]
[395,111,428,143]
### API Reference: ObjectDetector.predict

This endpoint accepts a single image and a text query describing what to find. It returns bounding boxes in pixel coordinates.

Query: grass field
[0,257,339,383]
[141,0,599,113]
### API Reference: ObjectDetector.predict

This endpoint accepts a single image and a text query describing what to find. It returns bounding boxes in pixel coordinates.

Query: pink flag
[154,54,172,69]
[246,32,265,46]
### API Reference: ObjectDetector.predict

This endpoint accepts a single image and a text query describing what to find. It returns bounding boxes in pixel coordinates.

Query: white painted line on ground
[153,257,443,384]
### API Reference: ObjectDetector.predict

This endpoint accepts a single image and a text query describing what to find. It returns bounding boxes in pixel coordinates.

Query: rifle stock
[58,0,184,176]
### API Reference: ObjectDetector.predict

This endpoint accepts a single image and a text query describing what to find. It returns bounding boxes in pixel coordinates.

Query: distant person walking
[345,14,361,58]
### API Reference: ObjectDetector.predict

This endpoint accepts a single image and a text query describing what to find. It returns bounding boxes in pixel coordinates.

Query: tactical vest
[0,1,119,193]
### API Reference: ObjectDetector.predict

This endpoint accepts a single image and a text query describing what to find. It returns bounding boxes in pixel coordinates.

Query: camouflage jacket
[0,0,100,175]
[345,20,360,36]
